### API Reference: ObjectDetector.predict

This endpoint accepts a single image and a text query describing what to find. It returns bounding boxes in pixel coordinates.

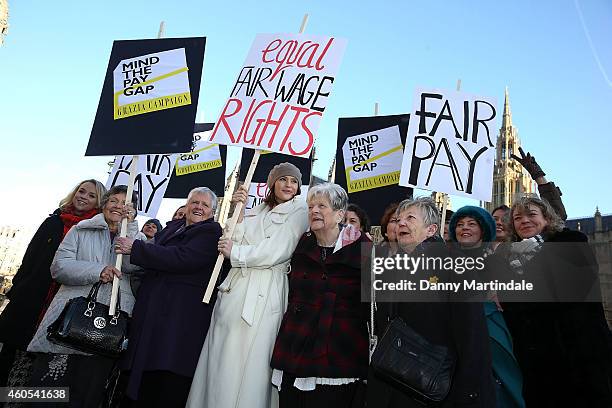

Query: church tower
[0,0,8,46]
[485,88,535,211]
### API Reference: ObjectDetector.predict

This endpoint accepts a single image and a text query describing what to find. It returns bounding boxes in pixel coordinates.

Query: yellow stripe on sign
[174,144,220,166]
[113,67,190,111]
[114,92,191,120]
[347,171,401,193]
[175,159,223,176]
[345,144,403,186]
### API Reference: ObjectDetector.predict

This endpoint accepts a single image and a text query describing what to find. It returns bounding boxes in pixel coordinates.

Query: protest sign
[341,125,403,193]
[398,88,497,201]
[107,153,177,217]
[208,33,347,157]
[87,37,206,156]
[246,182,309,210]
[164,123,227,199]
[239,149,311,186]
[336,114,412,224]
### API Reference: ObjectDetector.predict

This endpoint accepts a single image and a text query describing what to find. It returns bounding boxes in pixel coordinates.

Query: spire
[501,86,512,130]
[0,0,8,46]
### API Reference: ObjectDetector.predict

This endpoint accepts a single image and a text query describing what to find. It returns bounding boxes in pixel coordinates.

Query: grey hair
[306,183,348,212]
[396,197,440,227]
[187,187,218,212]
[101,185,138,209]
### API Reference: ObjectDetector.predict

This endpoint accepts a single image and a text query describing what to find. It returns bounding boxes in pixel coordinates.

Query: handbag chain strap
[369,244,377,362]
[83,281,123,320]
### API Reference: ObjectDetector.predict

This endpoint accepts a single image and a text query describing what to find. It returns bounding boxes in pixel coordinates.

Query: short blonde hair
[59,179,106,212]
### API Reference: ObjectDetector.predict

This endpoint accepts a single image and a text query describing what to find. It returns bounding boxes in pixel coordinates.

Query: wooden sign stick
[109,21,165,315]
[203,13,310,303]
[109,155,139,315]
[202,150,261,302]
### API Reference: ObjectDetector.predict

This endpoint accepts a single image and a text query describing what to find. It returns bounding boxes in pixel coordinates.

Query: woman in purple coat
[114,187,222,408]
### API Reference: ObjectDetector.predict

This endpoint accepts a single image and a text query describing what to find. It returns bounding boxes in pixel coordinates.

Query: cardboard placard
[239,149,312,186]
[208,33,347,157]
[399,88,497,201]
[164,123,227,199]
[341,125,404,193]
[107,154,177,217]
[87,37,206,156]
[336,114,413,225]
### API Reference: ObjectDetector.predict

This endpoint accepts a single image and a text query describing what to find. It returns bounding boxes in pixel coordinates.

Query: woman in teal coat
[448,206,525,408]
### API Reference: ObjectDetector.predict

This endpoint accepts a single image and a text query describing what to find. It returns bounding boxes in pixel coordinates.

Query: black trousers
[28,352,116,408]
[0,345,17,386]
[279,373,365,408]
[130,370,192,408]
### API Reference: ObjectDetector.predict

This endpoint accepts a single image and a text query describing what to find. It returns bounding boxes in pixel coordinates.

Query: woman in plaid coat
[271,183,369,407]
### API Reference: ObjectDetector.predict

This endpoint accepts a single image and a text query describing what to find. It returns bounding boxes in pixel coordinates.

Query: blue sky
[1,0,611,227]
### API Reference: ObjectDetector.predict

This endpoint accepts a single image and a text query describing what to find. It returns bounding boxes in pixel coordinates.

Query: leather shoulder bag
[47,281,129,357]
[370,301,455,403]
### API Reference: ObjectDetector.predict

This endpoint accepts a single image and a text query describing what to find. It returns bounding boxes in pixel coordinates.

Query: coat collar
[75,213,110,230]
[156,217,214,245]
[246,197,304,217]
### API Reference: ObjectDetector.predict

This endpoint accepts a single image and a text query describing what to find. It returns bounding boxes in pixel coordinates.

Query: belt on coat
[218,262,290,326]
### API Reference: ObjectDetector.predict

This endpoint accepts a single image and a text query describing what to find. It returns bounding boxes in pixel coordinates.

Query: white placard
[113,48,191,120]
[175,130,222,176]
[107,154,178,217]
[399,88,497,201]
[209,33,347,157]
[342,125,403,193]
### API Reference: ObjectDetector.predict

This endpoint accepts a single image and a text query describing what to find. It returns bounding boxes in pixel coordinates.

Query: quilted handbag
[47,282,129,357]
[370,317,455,402]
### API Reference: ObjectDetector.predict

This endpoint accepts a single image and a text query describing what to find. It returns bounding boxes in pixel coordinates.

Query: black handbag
[47,282,130,357]
[370,315,455,403]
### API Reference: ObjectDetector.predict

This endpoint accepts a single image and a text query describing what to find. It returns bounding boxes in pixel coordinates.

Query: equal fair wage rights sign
[399,88,498,201]
[209,33,347,157]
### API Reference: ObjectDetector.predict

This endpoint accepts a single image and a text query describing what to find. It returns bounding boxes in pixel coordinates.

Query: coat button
[468,392,479,399]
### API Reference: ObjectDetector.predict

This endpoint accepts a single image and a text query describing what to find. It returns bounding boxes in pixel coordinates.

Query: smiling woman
[499,196,612,407]
[25,184,142,407]
[114,186,222,407]
[0,179,106,388]
[188,163,308,408]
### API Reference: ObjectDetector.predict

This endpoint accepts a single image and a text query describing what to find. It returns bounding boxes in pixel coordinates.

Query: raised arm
[511,147,567,220]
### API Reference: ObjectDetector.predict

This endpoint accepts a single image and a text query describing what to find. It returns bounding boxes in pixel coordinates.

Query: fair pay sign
[399,89,497,201]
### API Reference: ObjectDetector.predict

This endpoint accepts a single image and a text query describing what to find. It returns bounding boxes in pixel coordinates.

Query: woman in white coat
[187,163,309,408]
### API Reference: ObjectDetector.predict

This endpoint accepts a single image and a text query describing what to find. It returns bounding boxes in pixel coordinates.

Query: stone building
[0,225,34,292]
[484,88,535,212]
[565,209,612,327]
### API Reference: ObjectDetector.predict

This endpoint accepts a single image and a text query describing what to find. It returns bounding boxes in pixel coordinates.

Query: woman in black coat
[0,179,106,386]
[499,196,612,407]
[114,187,223,408]
[368,197,495,408]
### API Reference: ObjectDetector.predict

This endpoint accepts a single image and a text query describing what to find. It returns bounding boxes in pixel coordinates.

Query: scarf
[36,207,100,326]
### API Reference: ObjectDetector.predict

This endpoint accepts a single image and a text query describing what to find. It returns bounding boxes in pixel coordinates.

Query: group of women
[0,151,611,407]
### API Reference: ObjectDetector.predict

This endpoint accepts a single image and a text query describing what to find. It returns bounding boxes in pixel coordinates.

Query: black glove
[511,147,546,180]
